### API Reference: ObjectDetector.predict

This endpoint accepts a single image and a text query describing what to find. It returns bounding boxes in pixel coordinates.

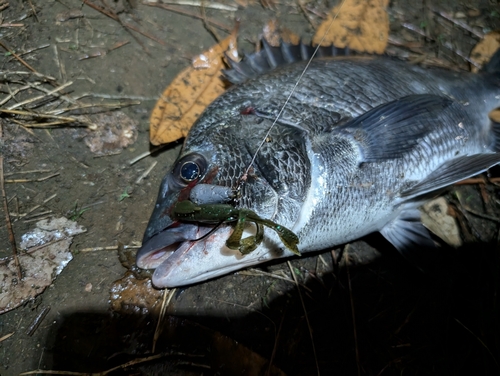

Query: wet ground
[1,0,500,375]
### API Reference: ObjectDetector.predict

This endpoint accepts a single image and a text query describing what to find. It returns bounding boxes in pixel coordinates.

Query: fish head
[136,116,295,288]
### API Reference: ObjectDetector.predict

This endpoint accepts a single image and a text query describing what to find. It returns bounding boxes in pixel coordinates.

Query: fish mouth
[136,222,269,288]
[136,223,198,269]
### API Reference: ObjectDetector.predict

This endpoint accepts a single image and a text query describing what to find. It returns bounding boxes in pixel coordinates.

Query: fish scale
[137,48,500,288]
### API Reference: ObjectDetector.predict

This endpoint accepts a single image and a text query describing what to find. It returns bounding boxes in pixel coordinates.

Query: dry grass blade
[287,261,320,376]
[81,0,167,47]
[20,353,172,375]
[0,332,14,343]
[344,246,361,376]
[0,120,22,280]
[153,288,176,353]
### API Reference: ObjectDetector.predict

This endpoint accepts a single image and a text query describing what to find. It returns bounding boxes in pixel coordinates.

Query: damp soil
[1,0,500,375]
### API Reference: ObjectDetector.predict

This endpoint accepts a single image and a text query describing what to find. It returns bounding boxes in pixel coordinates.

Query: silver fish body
[137,53,500,288]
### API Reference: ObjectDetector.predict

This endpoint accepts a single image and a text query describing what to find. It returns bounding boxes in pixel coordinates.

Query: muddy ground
[1,0,500,375]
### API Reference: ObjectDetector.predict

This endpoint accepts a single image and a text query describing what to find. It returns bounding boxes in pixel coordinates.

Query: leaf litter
[2,0,500,374]
[0,217,86,314]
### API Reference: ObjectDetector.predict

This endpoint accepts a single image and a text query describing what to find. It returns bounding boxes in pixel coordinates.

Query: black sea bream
[137,46,500,288]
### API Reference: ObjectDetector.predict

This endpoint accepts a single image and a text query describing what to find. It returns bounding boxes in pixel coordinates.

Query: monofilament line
[236,0,347,194]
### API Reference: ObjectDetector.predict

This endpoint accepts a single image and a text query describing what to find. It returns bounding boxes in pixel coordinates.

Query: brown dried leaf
[313,0,389,54]
[0,217,86,314]
[110,271,163,314]
[470,30,500,73]
[150,31,238,145]
[262,19,300,47]
[490,108,500,123]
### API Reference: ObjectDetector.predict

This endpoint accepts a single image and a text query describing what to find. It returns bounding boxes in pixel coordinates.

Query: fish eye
[172,153,208,187]
[180,161,200,182]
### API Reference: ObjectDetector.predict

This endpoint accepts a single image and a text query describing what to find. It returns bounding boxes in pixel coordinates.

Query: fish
[137,42,500,288]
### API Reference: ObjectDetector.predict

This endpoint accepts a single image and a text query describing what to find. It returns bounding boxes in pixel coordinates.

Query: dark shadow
[44,239,500,375]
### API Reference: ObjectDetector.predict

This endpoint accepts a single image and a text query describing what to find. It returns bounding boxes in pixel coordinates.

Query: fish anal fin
[402,153,500,198]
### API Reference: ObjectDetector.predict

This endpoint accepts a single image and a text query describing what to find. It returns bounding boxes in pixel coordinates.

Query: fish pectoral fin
[338,94,456,162]
[401,153,500,198]
[380,207,436,272]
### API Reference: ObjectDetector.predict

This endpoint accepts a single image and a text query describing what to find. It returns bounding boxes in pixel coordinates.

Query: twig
[145,2,232,32]
[27,0,40,22]
[5,173,60,183]
[129,145,167,165]
[82,0,167,46]
[53,44,66,82]
[431,8,484,39]
[20,353,176,375]
[4,169,52,176]
[0,41,38,72]
[454,177,500,185]
[287,260,319,376]
[454,318,500,371]
[297,0,317,29]
[150,0,237,11]
[0,332,14,343]
[79,244,141,252]
[135,161,157,184]
[241,267,313,293]
[153,288,175,353]
[6,81,74,110]
[26,307,51,336]
[0,120,22,280]
[0,82,38,106]
[345,246,361,376]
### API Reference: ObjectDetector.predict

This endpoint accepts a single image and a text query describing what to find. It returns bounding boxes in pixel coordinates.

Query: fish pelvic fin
[380,207,436,272]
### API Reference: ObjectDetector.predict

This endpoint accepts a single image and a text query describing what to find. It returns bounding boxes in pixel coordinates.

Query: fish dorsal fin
[223,40,355,85]
[401,153,500,198]
[338,94,453,162]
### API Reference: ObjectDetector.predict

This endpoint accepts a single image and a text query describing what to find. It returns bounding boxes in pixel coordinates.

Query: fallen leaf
[84,111,138,155]
[421,197,462,247]
[110,271,163,314]
[0,217,86,314]
[470,30,500,73]
[150,29,238,145]
[262,19,300,46]
[490,108,500,123]
[313,0,389,54]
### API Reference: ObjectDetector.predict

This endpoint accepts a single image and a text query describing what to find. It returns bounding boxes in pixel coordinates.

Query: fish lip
[136,223,199,269]
[149,225,278,288]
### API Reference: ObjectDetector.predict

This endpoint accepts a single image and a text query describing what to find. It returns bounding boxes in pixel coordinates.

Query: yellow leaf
[490,109,500,124]
[470,30,500,73]
[313,0,389,54]
[150,31,237,145]
[262,19,300,47]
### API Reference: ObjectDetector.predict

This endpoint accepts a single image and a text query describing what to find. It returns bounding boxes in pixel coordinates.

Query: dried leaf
[262,19,300,47]
[313,0,389,54]
[421,198,462,247]
[110,271,163,314]
[150,31,238,145]
[490,108,500,123]
[0,217,86,314]
[470,30,500,73]
[84,111,138,155]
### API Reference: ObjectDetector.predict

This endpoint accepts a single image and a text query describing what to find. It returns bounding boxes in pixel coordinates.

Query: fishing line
[193,221,225,241]
[236,0,347,196]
